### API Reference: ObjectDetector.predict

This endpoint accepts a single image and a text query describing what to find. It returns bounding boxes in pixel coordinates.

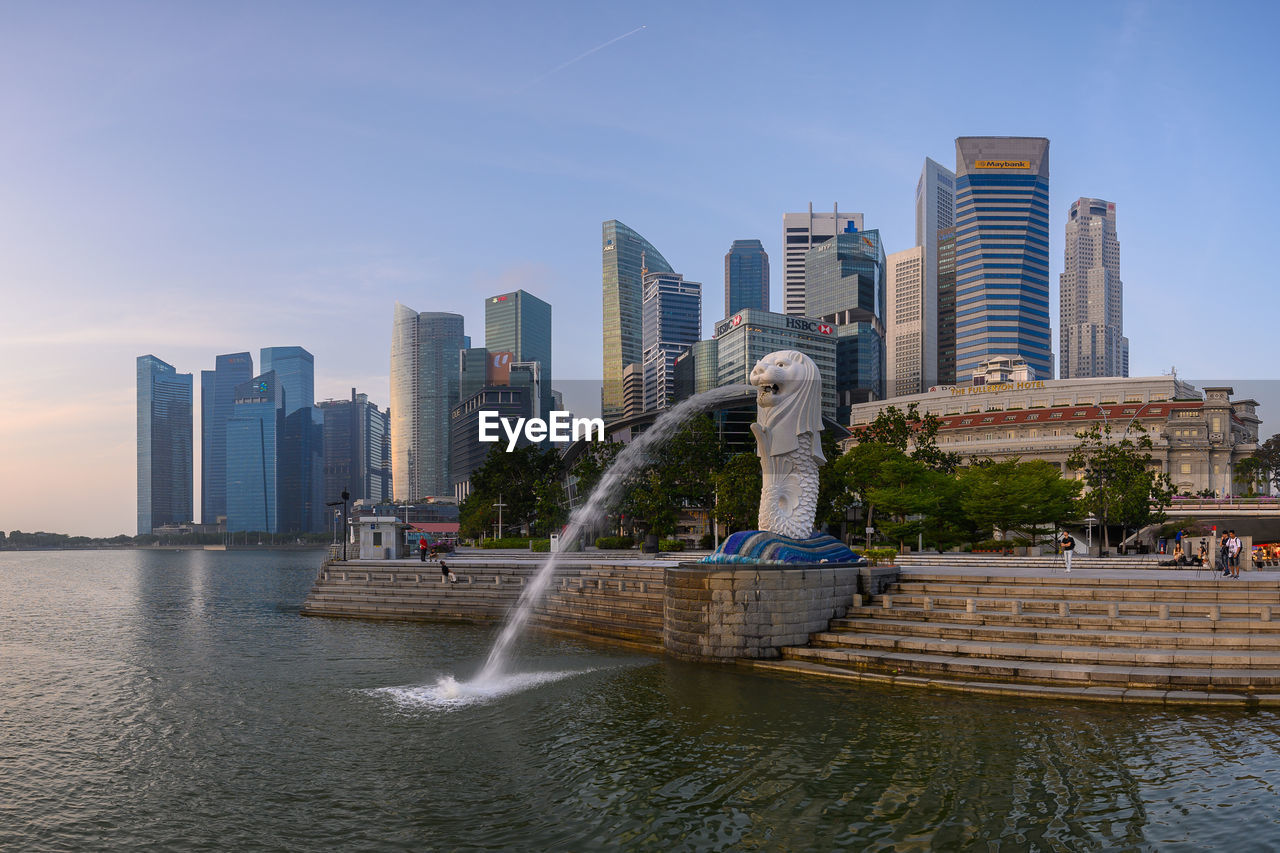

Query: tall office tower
[319,389,391,509]
[260,346,314,415]
[782,204,864,316]
[621,363,645,421]
[200,351,252,524]
[486,289,553,413]
[1060,197,1128,378]
[458,347,490,403]
[713,309,838,421]
[886,246,926,397]
[602,220,674,421]
[137,355,193,535]
[641,270,702,412]
[915,158,956,387]
[261,346,321,532]
[226,371,283,533]
[390,304,466,500]
[724,239,769,316]
[804,229,886,412]
[936,227,958,385]
[954,137,1053,382]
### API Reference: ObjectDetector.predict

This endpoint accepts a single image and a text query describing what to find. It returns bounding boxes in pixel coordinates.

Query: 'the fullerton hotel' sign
[930,381,1047,396]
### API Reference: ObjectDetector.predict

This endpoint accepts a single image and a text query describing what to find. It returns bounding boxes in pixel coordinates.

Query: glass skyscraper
[226,371,282,533]
[803,228,886,410]
[953,137,1053,382]
[641,271,701,412]
[602,220,673,422]
[485,289,552,414]
[724,239,769,316]
[713,309,838,421]
[782,204,863,316]
[390,304,466,500]
[936,226,958,385]
[200,352,253,524]
[318,390,391,508]
[137,355,193,535]
[915,157,955,388]
[260,346,314,416]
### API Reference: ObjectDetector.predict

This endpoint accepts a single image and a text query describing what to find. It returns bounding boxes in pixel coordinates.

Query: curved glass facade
[602,220,672,422]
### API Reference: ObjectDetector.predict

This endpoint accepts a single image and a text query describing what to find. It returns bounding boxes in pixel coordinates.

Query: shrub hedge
[594,535,635,550]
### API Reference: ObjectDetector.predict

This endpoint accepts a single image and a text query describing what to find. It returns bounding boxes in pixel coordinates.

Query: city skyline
[4,3,1280,535]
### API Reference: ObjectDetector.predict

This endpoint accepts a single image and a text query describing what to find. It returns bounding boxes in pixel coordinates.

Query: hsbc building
[712,308,838,421]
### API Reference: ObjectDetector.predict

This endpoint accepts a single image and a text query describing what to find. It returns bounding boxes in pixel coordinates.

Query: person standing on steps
[1220,536,1231,577]
[1059,530,1076,574]
[1227,530,1243,579]
[419,536,429,562]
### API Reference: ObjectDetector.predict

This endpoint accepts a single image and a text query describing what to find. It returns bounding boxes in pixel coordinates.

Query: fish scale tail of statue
[702,350,863,566]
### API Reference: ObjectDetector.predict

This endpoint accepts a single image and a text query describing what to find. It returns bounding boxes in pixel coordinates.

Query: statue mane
[757,349,825,462]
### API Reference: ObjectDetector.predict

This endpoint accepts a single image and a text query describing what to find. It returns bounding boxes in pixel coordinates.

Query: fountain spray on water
[474,384,753,683]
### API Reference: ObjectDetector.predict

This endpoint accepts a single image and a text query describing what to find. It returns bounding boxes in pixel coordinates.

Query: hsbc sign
[713,314,744,338]
[785,317,834,335]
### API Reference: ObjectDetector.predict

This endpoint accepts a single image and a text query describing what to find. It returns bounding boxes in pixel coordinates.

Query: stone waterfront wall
[302,557,670,647]
[663,563,870,660]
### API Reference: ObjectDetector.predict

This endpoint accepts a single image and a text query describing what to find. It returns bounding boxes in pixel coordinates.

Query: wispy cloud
[513,25,647,94]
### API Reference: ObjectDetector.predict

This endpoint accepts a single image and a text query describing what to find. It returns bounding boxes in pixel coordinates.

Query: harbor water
[3,549,1279,851]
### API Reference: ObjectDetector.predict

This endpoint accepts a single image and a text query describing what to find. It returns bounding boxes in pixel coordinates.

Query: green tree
[458,443,566,539]
[857,403,960,473]
[713,452,762,533]
[1067,422,1174,552]
[958,459,1081,544]
[617,415,721,538]
[1236,456,1269,496]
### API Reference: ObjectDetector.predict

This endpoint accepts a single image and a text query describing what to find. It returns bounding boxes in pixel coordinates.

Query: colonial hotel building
[847,358,1261,497]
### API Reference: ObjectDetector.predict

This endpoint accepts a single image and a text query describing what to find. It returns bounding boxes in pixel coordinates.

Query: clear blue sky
[3,0,1278,536]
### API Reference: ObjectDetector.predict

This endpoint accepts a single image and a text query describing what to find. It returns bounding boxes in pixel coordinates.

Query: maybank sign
[948,381,1046,396]
[975,160,1031,170]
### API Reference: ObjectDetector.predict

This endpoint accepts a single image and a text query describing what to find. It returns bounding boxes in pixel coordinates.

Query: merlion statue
[749,349,825,539]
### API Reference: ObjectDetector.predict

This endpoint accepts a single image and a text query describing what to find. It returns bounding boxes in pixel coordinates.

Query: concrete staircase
[896,552,1169,570]
[755,568,1280,707]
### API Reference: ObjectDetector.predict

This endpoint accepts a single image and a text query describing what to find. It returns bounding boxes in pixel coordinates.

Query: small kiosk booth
[353,517,405,560]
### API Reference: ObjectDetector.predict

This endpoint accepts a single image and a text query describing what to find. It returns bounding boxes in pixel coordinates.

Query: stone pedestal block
[663,562,865,660]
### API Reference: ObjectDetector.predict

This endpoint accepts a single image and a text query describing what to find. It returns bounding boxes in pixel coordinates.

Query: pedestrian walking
[1059,530,1075,573]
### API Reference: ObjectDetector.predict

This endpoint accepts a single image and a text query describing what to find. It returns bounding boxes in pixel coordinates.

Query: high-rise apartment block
[485,289,552,414]
[886,246,926,397]
[200,351,252,524]
[782,204,864,316]
[318,389,391,509]
[137,355,193,535]
[1060,197,1128,378]
[724,239,769,316]
[641,270,701,412]
[915,158,955,388]
[391,304,466,500]
[953,137,1053,382]
[602,220,673,422]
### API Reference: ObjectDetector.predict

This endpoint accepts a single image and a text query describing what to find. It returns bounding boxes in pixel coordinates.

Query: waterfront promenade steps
[896,553,1168,570]
[301,556,670,647]
[761,568,1280,707]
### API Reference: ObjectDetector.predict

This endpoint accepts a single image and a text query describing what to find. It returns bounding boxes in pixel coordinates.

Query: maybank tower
[953,137,1053,382]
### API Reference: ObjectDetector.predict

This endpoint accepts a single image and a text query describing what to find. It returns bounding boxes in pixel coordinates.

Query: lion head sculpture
[749,349,825,462]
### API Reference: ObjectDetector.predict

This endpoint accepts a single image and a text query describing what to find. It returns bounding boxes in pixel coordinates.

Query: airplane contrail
[516,25,647,93]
